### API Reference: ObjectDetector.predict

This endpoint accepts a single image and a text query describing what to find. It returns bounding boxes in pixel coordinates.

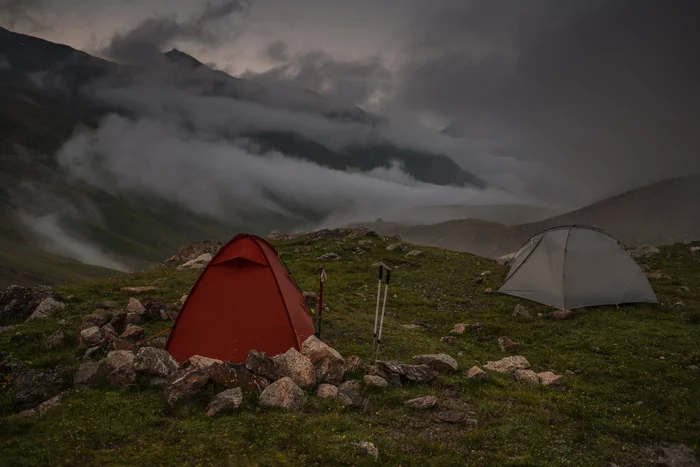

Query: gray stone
[207,388,243,416]
[343,355,366,374]
[537,371,566,386]
[404,395,438,410]
[79,310,112,331]
[512,304,530,318]
[12,369,65,409]
[105,350,135,370]
[259,377,306,410]
[108,366,136,387]
[80,326,102,347]
[43,330,68,349]
[16,391,69,418]
[338,380,361,393]
[27,297,65,320]
[378,361,437,383]
[466,366,489,381]
[514,369,540,385]
[74,361,110,388]
[0,285,57,325]
[632,245,660,258]
[126,298,146,315]
[187,355,224,370]
[301,335,345,384]
[126,312,143,326]
[405,250,423,257]
[120,324,145,342]
[363,374,388,388]
[273,348,316,388]
[413,354,459,372]
[83,346,106,361]
[316,252,341,261]
[316,384,338,399]
[484,356,531,373]
[164,367,210,405]
[246,350,281,381]
[177,253,212,270]
[354,441,379,460]
[450,323,467,335]
[134,347,180,377]
[337,388,364,407]
[498,336,524,353]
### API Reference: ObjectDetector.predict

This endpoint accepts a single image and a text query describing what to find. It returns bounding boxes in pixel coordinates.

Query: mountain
[0,27,484,279]
[360,174,700,258]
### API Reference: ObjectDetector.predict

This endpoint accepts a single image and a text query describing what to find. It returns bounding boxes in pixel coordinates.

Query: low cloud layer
[0,0,46,32]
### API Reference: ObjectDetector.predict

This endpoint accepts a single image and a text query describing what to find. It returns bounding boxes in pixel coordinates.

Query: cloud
[0,0,46,32]
[101,0,252,64]
[265,40,288,62]
[18,212,130,272]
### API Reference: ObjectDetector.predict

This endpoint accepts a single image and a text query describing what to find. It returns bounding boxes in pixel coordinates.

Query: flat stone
[438,411,466,423]
[259,377,306,410]
[413,354,459,372]
[120,286,157,294]
[404,395,438,410]
[514,369,540,385]
[466,366,489,381]
[316,384,338,399]
[484,356,531,373]
[363,374,388,388]
[95,301,119,309]
[206,388,243,416]
[537,371,566,386]
[187,355,224,370]
[164,367,210,405]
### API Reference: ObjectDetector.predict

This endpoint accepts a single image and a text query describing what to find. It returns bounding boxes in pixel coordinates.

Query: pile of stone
[467,356,566,386]
[164,240,222,265]
[0,285,65,325]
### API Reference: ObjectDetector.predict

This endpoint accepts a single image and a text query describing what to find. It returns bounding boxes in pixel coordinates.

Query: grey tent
[497,226,658,309]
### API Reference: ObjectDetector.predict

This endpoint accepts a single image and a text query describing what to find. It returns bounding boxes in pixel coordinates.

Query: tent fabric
[166,233,315,363]
[497,226,658,310]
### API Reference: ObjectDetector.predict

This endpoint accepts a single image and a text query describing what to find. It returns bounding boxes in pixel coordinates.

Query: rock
[164,367,211,405]
[294,246,310,254]
[108,366,136,386]
[177,253,212,270]
[438,411,467,424]
[134,347,180,377]
[413,354,459,372]
[79,310,112,332]
[0,325,15,334]
[259,377,306,410]
[316,252,340,261]
[27,297,65,320]
[512,304,530,318]
[484,356,531,373]
[358,240,373,246]
[108,310,127,334]
[316,384,338,399]
[246,350,281,381]
[273,348,316,388]
[83,346,106,361]
[105,350,135,370]
[120,324,145,342]
[43,330,67,349]
[16,391,68,418]
[405,395,438,410]
[386,243,406,252]
[0,285,58,325]
[405,250,422,257]
[473,277,484,285]
[126,298,146,315]
[101,323,117,337]
[150,336,168,349]
[354,441,379,460]
[120,286,157,294]
[95,300,120,309]
[187,355,224,370]
[632,244,660,258]
[80,326,103,347]
[450,323,467,335]
[74,361,110,388]
[647,272,663,280]
[237,369,271,393]
[440,336,458,343]
[207,388,243,416]
[672,301,686,309]
[400,324,423,330]
[537,371,566,386]
[301,335,345,384]
[689,365,700,372]
[126,312,143,326]
[171,240,222,263]
[514,369,540,385]
[203,362,239,387]
[466,366,489,381]
[549,310,575,320]
[338,380,361,393]
[483,288,494,294]
[378,361,437,383]
[12,369,65,409]
[363,374,388,388]
[498,336,524,353]
[656,443,700,467]
[337,388,364,407]
[343,355,366,374]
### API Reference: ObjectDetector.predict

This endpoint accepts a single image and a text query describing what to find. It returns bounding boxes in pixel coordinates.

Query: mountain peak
[163,49,205,70]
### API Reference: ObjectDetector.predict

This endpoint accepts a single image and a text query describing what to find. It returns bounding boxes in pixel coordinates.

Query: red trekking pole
[316,266,327,337]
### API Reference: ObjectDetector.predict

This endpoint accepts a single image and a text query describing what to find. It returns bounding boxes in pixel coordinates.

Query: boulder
[164,367,211,405]
[207,388,243,416]
[386,243,407,252]
[16,391,68,418]
[259,377,306,410]
[177,253,212,270]
[74,361,110,388]
[549,310,574,320]
[27,297,65,320]
[363,374,388,388]
[537,371,566,386]
[80,326,103,347]
[302,336,345,384]
[466,366,489,381]
[354,441,379,460]
[171,240,222,263]
[205,362,239,387]
[484,356,531,373]
[108,366,136,387]
[338,380,361,393]
[101,323,117,337]
[108,311,127,334]
[512,304,530,318]
[126,298,146,315]
[43,330,67,350]
[337,388,364,408]
[316,252,340,261]
[83,346,106,361]
[12,369,65,410]
[273,348,316,388]
[498,336,524,353]
[0,285,58,325]
[413,354,459,372]
[105,350,135,370]
[150,337,168,349]
[343,355,366,374]
[187,355,224,370]
[79,310,112,331]
[404,395,438,410]
[438,411,467,424]
[514,369,540,385]
[120,324,145,342]
[378,361,437,383]
[246,350,281,381]
[134,347,180,377]
[316,384,338,399]
[450,323,467,335]
[125,312,143,326]
[237,369,271,393]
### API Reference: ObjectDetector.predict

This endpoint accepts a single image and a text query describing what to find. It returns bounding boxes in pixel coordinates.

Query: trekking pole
[371,264,384,359]
[374,268,391,364]
[316,266,327,338]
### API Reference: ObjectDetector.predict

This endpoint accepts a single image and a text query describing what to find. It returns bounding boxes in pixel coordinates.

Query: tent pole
[374,268,391,364]
[371,264,384,359]
[316,266,326,337]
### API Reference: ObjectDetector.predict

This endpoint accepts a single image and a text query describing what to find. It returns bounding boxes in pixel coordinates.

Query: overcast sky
[2,0,699,206]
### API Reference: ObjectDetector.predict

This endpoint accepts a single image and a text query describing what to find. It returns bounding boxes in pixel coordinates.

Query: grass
[0,233,699,466]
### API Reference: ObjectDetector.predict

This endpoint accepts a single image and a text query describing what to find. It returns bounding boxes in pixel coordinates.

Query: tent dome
[497,225,658,309]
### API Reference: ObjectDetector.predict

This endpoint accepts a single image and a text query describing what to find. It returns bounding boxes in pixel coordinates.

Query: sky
[2,0,699,207]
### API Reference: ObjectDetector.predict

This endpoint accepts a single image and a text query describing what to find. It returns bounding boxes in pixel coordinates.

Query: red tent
[166,233,315,363]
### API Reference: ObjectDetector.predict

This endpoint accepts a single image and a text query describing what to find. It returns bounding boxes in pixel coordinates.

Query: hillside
[1,231,698,465]
[362,174,700,258]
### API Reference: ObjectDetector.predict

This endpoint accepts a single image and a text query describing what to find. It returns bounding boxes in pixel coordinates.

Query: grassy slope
[0,234,699,466]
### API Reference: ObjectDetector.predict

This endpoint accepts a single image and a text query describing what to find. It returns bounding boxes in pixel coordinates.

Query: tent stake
[373,268,391,364]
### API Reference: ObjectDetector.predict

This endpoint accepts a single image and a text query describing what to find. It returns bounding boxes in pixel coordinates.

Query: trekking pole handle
[378,264,383,280]
[385,269,391,285]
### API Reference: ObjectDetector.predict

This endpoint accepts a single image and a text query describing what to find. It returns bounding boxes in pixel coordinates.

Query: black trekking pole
[373,268,391,364]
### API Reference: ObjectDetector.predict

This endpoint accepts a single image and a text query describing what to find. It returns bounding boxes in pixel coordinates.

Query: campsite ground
[1,232,699,466]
